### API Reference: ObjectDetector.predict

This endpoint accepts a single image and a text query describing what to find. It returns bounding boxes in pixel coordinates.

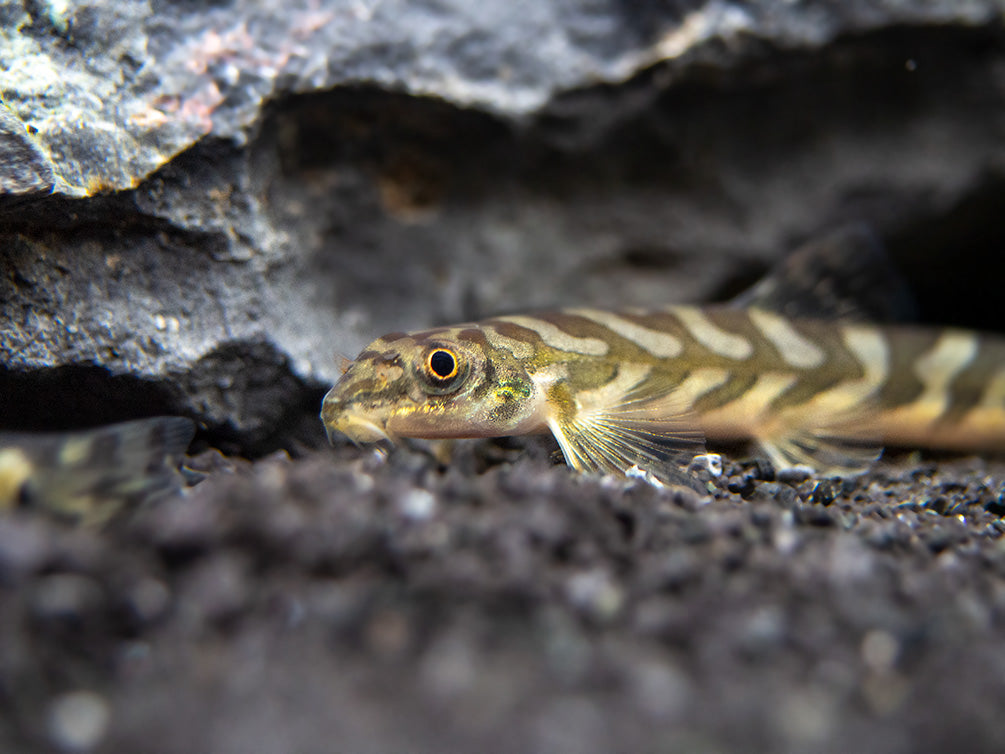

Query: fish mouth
[324,411,395,446]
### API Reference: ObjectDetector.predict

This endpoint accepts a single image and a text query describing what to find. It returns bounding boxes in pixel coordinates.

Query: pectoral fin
[545,368,706,488]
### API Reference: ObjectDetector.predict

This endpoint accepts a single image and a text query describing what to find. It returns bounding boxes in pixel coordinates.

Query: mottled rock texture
[2,0,1005,445]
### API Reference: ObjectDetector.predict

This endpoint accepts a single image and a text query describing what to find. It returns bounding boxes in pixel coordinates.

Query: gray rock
[1,0,1004,448]
[0,100,55,194]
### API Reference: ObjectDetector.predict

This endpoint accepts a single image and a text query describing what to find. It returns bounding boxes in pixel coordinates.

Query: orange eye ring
[418,345,468,395]
[425,348,459,383]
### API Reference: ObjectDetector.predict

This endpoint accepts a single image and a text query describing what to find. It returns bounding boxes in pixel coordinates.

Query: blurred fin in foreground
[0,417,196,526]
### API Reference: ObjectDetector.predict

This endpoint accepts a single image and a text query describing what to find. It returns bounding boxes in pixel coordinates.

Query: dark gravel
[2,440,1005,753]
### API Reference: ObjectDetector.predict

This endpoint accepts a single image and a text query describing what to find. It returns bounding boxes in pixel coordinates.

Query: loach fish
[0,416,195,525]
[320,228,1005,484]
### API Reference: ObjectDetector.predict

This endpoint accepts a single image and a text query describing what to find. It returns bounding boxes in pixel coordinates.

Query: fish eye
[428,349,457,380]
[420,346,467,393]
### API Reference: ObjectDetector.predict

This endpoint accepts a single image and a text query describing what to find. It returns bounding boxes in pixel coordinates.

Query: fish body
[0,417,195,524]
[321,230,1005,482]
[321,303,1005,480]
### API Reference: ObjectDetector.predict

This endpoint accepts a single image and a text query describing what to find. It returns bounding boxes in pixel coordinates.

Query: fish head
[321,328,546,444]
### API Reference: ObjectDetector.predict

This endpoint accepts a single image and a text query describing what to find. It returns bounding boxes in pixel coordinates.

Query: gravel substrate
[2,439,1005,753]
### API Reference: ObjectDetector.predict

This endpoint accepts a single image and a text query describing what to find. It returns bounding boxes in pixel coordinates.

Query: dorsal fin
[731,225,916,322]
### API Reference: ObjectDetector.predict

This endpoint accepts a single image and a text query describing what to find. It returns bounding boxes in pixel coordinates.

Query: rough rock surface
[2,442,1005,753]
[2,0,1005,444]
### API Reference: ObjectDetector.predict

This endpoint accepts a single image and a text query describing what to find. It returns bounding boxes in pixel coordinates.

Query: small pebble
[630,659,690,720]
[861,629,899,672]
[30,574,104,623]
[624,465,665,488]
[809,479,838,506]
[0,518,50,580]
[397,489,437,520]
[749,482,798,509]
[689,453,723,477]
[737,605,786,655]
[566,569,624,621]
[47,690,111,752]
[125,578,171,625]
[777,466,814,484]
[775,688,835,745]
[984,494,1005,517]
[795,504,836,527]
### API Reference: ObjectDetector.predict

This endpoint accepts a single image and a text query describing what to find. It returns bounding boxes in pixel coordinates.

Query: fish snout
[320,392,393,446]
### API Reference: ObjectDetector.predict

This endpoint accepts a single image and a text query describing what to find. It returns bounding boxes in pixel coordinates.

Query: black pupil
[429,350,456,379]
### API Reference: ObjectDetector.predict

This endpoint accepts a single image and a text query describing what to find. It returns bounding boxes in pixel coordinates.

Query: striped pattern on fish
[321,303,1005,481]
[0,417,195,525]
